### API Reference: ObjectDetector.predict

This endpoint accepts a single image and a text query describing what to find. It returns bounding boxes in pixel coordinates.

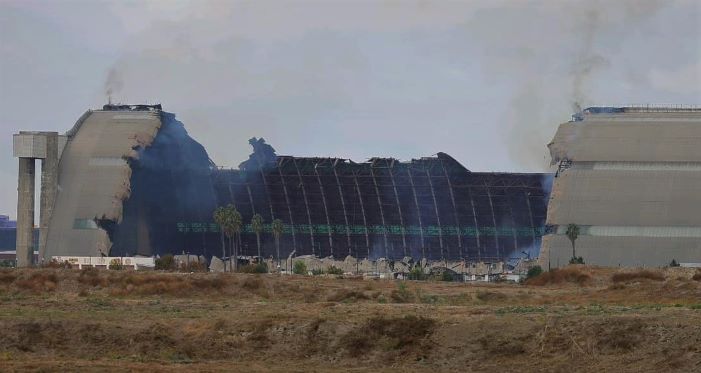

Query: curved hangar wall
[541,107,701,267]
[45,105,215,259]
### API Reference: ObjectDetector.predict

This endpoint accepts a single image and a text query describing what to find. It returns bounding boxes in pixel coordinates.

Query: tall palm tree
[230,206,242,271]
[251,214,264,260]
[272,219,284,267]
[213,206,228,270]
[566,223,580,261]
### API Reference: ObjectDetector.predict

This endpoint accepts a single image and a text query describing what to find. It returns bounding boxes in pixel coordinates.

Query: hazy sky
[1,0,699,219]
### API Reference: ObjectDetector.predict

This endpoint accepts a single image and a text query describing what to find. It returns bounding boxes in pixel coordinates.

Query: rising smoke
[100,0,678,173]
[109,112,217,256]
[104,67,123,104]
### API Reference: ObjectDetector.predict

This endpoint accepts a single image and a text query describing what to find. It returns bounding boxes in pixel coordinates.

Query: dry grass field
[1,266,700,372]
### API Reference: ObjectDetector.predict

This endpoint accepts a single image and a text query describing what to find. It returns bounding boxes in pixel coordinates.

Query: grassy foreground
[1,266,700,372]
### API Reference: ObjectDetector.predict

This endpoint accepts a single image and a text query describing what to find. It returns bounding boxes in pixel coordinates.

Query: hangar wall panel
[542,108,701,267]
[45,111,161,257]
[548,169,701,226]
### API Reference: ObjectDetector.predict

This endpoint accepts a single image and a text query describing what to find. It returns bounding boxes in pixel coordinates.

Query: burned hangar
[13,105,550,265]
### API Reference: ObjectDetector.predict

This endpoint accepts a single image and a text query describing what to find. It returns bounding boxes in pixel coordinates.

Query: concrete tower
[13,131,63,266]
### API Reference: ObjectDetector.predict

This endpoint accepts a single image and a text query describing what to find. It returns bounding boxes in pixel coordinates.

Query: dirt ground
[1,266,700,372]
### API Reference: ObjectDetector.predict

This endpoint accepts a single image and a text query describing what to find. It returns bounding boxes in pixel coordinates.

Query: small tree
[670,259,680,267]
[526,265,543,280]
[293,261,307,275]
[214,204,241,272]
[213,207,228,263]
[251,214,264,260]
[566,223,580,262]
[155,254,176,271]
[272,219,284,266]
[230,207,242,272]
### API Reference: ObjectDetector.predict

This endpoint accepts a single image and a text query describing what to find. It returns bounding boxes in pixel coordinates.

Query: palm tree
[566,223,580,261]
[272,219,284,267]
[213,206,228,269]
[230,206,242,272]
[251,214,264,260]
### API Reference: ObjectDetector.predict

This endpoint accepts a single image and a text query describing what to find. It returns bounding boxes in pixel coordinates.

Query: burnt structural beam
[292,157,315,255]
[257,169,276,222]
[314,161,334,257]
[389,163,407,253]
[485,182,500,259]
[369,162,389,256]
[407,167,425,250]
[439,157,463,258]
[332,160,352,253]
[425,165,444,259]
[352,171,370,258]
[467,186,481,259]
[277,158,297,251]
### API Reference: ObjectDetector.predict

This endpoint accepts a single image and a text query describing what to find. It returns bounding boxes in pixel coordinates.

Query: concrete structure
[45,108,162,259]
[13,131,64,266]
[13,104,549,264]
[541,106,701,267]
[12,104,212,263]
[51,256,155,270]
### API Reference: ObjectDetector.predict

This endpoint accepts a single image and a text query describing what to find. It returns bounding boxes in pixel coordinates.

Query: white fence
[52,256,155,270]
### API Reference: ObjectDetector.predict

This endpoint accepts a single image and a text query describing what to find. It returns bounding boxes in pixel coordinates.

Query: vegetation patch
[239,263,268,274]
[108,273,226,296]
[525,267,591,286]
[340,315,435,358]
[611,270,664,283]
[293,261,308,275]
[326,289,369,303]
[389,282,415,303]
[692,270,701,282]
[476,291,508,302]
[14,271,59,293]
[0,270,18,285]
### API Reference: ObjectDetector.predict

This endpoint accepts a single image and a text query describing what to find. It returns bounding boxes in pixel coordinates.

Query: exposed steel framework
[210,152,550,261]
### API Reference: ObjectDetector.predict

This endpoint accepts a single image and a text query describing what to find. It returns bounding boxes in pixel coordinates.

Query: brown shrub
[0,270,18,284]
[478,335,527,355]
[326,289,370,303]
[594,318,645,351]
[108,273,227,296]
[611,270,665,283]
[340,315,435,357]
[41,260,71,269]
[246,318,274,348]
[241,276,263,290]
[191,276,226,290]
[240,276,270,298]
[389,283,415,303]
[692,270,701,282]
[608,283,626,290]
[14,271,59,293]
[475,291,507,302]
[78,268,106,287]
[525,267,591,286]
[180,261,208,272]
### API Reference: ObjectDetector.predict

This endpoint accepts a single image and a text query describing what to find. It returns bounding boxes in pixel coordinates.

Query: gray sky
[1,0,699,219]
